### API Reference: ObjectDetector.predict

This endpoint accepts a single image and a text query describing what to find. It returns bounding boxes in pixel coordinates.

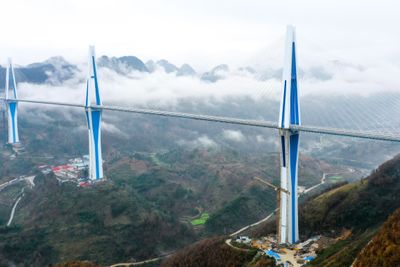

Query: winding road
[0,175,35,191]
[109,257,163,267]
[0,176,35,227]
[0,177,24,191]
[7,189,24,226]
[303,173,327,194]
[229,172,333,238]
[230,209,278,237]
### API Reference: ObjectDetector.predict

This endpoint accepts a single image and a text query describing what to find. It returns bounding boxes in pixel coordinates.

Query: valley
[1,40,400,266]
[0,136,381,266]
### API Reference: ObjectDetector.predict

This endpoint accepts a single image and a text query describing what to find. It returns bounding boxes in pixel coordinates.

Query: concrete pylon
[278,25,301,244]
[85,46,103,180]
[5,58,19,144]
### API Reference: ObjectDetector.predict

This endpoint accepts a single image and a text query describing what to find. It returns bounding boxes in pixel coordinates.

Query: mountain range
[0,54,352,87]
[0,56,248,86]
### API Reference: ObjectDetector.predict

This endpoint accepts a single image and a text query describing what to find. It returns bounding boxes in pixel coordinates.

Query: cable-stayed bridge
[1,25,399,244]
[2,98,400,143]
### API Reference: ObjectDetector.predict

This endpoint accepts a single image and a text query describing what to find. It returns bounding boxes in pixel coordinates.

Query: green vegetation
[301,155,400,235]
[0,173,195,266]
[329,175,343,181]
[205,186,275,234]
[190,213,210,226]
[149,153,170,168]
[0,148,305,265]
[0,124,339,266]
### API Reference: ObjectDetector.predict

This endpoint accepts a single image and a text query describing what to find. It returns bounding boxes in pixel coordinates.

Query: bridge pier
[278,26,300,244]
[85,46,104,180]
[5,58,19,144]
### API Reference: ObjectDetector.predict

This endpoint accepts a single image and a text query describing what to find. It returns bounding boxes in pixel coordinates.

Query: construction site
[233,234,335,267]
[228,177,329,266]
[38,155,90,186]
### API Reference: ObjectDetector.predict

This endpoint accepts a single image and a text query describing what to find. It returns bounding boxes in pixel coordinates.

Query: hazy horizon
[1,0,399,71]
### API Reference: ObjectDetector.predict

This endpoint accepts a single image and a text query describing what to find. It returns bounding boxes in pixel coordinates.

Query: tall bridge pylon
[5,58,19,144]
[278,25,300,244]
[85,46,104,180]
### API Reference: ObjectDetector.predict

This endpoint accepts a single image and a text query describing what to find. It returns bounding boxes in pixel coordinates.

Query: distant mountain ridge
[0,56,78,86]
[0,54,350,88]
[145,59,196,77]
[201,64,229,82]
[98,55,149,74]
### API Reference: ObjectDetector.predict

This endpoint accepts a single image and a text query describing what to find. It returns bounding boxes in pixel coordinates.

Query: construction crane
[254,176,290,244]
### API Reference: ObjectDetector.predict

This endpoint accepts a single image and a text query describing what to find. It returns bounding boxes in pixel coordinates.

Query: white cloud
[12,63,400,137]
[223,130,245,142]
[102,121,128,138]
[256,135,266,143]
[16,67,281,110]
[16,56,400,116]
[197,136,217,147]
[177,135,218,148]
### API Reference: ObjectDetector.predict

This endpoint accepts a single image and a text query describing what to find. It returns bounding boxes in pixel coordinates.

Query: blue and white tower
[5,58,19,144]
[85,46,104,180]
[278,26,300,244]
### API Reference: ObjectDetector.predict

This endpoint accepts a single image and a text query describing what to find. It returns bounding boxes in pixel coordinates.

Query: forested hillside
[353,207,400,267]
[302,155,400,266]
[161,237,275,267]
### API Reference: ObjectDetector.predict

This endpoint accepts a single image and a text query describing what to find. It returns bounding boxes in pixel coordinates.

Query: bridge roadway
[2,98,400,143]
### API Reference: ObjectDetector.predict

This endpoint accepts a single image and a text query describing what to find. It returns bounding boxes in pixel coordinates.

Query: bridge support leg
[85,46,104,180]
[279,130,300,244]
[5,58,19,144]
[278,26,301,244]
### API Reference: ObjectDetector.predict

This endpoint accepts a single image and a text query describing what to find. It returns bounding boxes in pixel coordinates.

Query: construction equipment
[254,176,290,244]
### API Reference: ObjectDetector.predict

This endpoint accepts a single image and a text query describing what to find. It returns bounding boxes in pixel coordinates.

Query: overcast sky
[1,0,399,70]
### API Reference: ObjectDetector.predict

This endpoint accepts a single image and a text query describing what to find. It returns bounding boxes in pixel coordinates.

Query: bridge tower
[85,46,104,180]
[5,58,19,144]
[278,26,300,244]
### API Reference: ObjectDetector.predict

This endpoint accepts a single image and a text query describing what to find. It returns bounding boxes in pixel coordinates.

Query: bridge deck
[2,98,400,143]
